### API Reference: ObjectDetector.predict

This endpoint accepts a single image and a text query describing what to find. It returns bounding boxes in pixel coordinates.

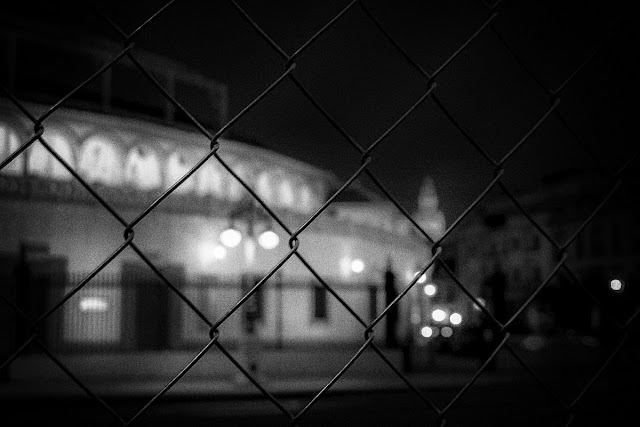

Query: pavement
[0,334,607,401]
[0,354,554,401]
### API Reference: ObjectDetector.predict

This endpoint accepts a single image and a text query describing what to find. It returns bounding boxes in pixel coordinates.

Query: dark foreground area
[2,369,636,427]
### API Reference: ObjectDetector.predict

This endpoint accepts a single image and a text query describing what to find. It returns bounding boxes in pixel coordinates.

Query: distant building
[0,19,448,379]
[447,169,639,337]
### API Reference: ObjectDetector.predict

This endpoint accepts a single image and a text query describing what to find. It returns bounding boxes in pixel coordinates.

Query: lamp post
[220,198,279,382]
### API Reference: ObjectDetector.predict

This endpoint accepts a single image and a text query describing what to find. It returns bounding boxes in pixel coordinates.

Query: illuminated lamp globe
[421,326,433,338]
[351,259,365,274]
[432,308,446,322]
[258,230,280,250]
[473,297,486,311]
[450,312,462,325]
[415,272,427,284]
[424,283,437,297]
[213,245,227,260]
[610,279,624,292]
[220,228,242,248]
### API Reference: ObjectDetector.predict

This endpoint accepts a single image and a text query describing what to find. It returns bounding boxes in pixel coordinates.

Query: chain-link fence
[1,1,638,426]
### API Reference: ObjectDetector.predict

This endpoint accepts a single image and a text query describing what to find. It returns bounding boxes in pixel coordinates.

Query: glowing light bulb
[610,279,624,292]
[351,259,364,273]
[432,309,446,322]
[450,312,462,325]
[424,283,437,296]
[258,230,279,249]
[421,326,433,338]
[220,228,242,248]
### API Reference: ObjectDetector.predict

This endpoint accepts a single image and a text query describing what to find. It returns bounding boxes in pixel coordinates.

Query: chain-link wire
[0,0,637,425]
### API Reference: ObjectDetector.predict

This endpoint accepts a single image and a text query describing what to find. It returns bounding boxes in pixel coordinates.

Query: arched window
[78,134,123,186]
[196,160,225,198]
[124,146,161,190]
[0,123,23,175]
[166,151,195,194]
[277,174,295,208]
[299,184,314,213]
[256,171,274,205]
[226,161,252,201]
[27,128,75,180]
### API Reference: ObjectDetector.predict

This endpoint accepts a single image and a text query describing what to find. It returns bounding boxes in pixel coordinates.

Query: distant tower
[416,176,446,241]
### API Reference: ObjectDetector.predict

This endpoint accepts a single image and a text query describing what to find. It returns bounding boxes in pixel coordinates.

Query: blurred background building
[447,168,639,345]
[0,17,451,376]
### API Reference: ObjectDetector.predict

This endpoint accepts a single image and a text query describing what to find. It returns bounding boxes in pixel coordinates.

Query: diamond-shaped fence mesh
[0,1,638,426]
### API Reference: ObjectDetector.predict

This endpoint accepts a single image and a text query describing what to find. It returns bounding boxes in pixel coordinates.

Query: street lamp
[220,203,280,252]
[219,197,280,381]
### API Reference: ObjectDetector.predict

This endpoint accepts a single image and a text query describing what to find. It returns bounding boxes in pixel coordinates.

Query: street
[2,366,636,427]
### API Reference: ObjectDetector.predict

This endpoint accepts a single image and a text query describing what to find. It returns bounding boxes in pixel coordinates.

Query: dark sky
[3,1,638,225]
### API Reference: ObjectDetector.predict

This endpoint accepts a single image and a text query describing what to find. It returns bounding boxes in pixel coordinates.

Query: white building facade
[0,101,438,355]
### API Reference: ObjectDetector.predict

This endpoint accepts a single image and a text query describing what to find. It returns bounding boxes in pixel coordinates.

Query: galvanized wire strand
[487,24,553,96]
[30,135,129,227]
[500,253,568,333]
[561,265,625,331]
[126,332,221,427]
[567,331,630,417]
[624,308,640,329]
[288,77,364,153]
[487,12,630,182]
[290,158,372,243]
[290,335,375,425]
[439,332,511,419]
[0,85,38,123]
[561,178,624,252]
[125,52,215,140]
[356,1,432,79]
[363,171,436,245]
[35,340,126,425]
[495,181,561,250]
[496,98,561,168]
[1,1,636,425]
[502,343,570,413]
[126,64,296,232]
[214,341,296,422]
[125,0,177,44]
[211,241,299,331]
[287,0,359,67]
[9,127,130,227]
[363,82,437,157]
[130,243,212,329]
[438,168,505,247]
[291,253,369,328]
[0,123,41,172]
[368,247,443,334]
[36,45,135,126]
[35,233,134,327]
[0,335,37,373]
[436,252,501,330]
[368,341,442,416]
[90,1,177,45]
[228,0,290,61]
[227,0,486,261]
[0,293,32,327]
[428,94,497,167]
[431,10,499,81]
[551,39,606,97]
[476,15,640,414]
[357,1,498,167]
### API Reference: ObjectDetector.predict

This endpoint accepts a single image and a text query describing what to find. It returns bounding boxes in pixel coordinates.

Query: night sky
[2,1,638,225]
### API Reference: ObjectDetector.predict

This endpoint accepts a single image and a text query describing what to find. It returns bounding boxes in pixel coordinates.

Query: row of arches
[0,121,324,214]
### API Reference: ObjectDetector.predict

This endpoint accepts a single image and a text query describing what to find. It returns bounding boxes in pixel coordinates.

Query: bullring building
[0,19,446,367]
